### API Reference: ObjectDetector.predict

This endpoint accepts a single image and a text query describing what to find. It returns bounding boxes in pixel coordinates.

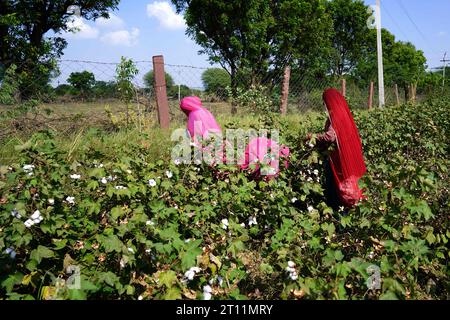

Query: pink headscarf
[240,137,290,180]
[180,96,222,141]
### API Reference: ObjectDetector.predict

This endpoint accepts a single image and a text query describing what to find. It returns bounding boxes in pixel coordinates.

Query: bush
[0,99,448,300]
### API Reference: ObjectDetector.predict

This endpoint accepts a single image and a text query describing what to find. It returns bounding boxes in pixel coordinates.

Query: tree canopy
[0,0,120,98]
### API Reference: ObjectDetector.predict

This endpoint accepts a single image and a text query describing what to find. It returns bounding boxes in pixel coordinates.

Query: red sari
[322,88,367,207]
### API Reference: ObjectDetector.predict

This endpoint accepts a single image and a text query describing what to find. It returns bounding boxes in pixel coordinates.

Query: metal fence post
[152,55,170,129]
[280,66,291,115]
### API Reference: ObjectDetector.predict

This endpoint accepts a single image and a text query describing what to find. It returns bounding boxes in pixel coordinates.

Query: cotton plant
[24,210,44,228]
[221,219,229,230]
[23,164,35,176]
[182,267,202,284]
[66,196,75,205]
[286,261,298,281]
[4,248,16,259]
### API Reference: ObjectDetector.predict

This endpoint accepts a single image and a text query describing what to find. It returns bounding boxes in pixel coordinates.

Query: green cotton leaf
[1,272,24,293]
[164,286,181,300]
[30,245,55,264]
[408,200,434,221]
[97,272,120,288]
[87,180,99,191]
[100,234,123,253]
[334,250,344,262]
[379,291,399,300]
[68,289,87,300]
[180,242,202,271]
[159,270,178,288]
[110,206,125,221]
[227,240,245,258]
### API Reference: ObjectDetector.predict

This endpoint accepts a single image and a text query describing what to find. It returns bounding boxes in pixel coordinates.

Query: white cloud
[147,1,186,30]
[100,28,140,47]
[96,13,125,30]
[437,31,447,37]
[63,16,99,39]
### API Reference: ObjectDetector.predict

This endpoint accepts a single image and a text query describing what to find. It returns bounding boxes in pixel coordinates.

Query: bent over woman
[313,88,367,209]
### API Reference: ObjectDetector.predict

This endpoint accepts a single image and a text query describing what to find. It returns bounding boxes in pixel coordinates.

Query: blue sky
[57,0,450,86]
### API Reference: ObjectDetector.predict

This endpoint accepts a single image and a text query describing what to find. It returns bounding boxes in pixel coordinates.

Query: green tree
[0,0,120,99]
[143,70,175,92]
[385,41,427,101]
[326,0,372,77]
[201,68,230,98]
[116,57,138,127]
[67,71,96,99]
[93,81,117,99]
[172,0,332,113]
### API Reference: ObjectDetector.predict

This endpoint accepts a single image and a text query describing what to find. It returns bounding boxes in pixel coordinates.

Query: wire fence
[1,57,433,117]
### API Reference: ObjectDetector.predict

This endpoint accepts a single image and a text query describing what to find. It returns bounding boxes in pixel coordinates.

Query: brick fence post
[152,55,170,129]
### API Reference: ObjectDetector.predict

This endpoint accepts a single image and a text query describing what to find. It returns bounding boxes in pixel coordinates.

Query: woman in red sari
[311,88,367,209]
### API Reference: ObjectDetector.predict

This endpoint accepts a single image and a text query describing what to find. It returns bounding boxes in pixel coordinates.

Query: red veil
[323,88,367,207]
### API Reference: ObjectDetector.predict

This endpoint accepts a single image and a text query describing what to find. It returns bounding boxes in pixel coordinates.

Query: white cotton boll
[203,285,212,293]
[290,274,299,281]
[203,292,212,300]
[307,206,314,213]
[166,171,173,179]
[100,177,108,184]
[120,258,126,269]
[23,165,35,172]
[5,248,12,254]
[145,249,151,253]
[240,223,246,228]
[146,220,155,226]
[286,267,295,273]
[24,219,34,228]
[138,295,143,301]
[28,172,33,177]
[291,197,298,203]
[313,169,319,176]
[186,270,195,281]
[148,179,157,187]
[248,217,257,226]
[191,267,201,273]
[70,174,81,180]
[221,219,229,230]
[66,197,75,205]
[127,248,135,254]
[31,210,41,220]
[48,199,55,205]
[126,170,132,174]
[288,261,296,268]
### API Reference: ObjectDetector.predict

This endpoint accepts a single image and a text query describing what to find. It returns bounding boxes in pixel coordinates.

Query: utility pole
[441,52,449,92]
[376,0,385,108]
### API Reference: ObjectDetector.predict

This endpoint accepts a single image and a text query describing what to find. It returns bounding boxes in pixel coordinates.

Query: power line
[379,1,410,42]
[396,0,441,56]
